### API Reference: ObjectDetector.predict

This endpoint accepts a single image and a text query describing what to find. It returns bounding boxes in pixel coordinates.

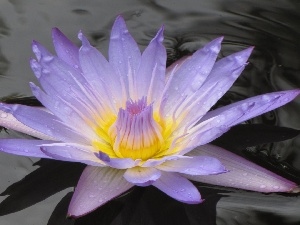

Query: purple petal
[0,139,54,158]
[31,42,104,122]
[177,115,231,155]
[0,109,53,140]
[52,28,80,67]
[141,155,190,167]
[32,40,52,61]
[68,166,133,217]
[161,37,223,118]
[205,47,253,83]
[136,26,166,107]
[157,156,227,175]
[152,172,203,204]
[200,89,300,126]
[93,150,140,169]
[30,83,99,141]
[180,90,300,154]
[40,143,105,166]
[171,47,253,129]
[123,167,161,186]
[78,31,122,109]
[0,103,88,144]
[105,158,140,169]
[185,144,297,192]
[109,16,141,97]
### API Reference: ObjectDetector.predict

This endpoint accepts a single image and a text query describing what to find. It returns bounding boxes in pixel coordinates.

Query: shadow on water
[0,0,300,224]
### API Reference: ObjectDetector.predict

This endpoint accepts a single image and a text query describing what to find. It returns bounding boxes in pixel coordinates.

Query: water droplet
[180,188,185,192]
[260,185,266,189]
[42,68,50,74]
[0,112,8,118]
[242,172,248,176]
[43,56,54,63]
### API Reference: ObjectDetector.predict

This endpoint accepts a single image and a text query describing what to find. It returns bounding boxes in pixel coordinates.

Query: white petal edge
[68,166,133,217]
[185,144,297,192]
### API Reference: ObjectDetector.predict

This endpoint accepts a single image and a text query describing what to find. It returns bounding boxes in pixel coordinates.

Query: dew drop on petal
[260,184,266,189]
[0,112,7,118]
[43,56,54,63]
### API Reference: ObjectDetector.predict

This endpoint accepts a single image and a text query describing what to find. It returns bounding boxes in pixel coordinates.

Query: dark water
[0,0,300,224]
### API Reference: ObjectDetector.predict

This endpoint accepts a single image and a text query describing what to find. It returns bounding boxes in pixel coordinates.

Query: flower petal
[205,47,253,83]
[78,31,122,110]
[0,109,53,140]
[30,83,99,141]
[31,42,105,123]
[40,143,105,166]
[0,103,88,144]
[0,139,54,158]
[180,90,300,155]
[109,16,141,98]
[152,172,203,204]
[141,155,190,167]
[157,156,227,175]
[123,167,161,186]
[68,166,133,217]
[200,89,300,126]
[185,144,297,192]
[171,47,253,129]
[52,28,80,67]
[161,37,222,118]
[136,26,166,107]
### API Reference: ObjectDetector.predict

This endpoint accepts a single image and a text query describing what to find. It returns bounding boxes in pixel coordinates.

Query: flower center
[108,97,164,160]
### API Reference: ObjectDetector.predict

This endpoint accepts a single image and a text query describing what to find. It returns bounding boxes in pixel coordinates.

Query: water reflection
[0,0,299,224]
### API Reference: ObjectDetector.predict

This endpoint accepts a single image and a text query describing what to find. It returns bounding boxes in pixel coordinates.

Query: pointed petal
[40,143,105,166]
[200,89,300,126]
[31,42,104,122]
[68,166,133,217]
[136,26,166,106]
[30,83,99,141]
[177,115,231,155]
[205,47,253,83]
[0,109,53,140]
[172,47,253,129]
[0,139,54,158]
[152,172,203,204]
[141,155,190,167]
[94,151,139,169]
[181,90,300,155]
[162,37,222,118]
[52,28,80,67]
[123,167,161,186]
[109,16,141,98]
[78,31,122,109]
[157,156,227,175]
[185,144,297,192]
[0,103,88,144]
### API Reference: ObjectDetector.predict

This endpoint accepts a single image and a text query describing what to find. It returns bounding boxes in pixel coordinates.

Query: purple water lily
[0,16,299,217]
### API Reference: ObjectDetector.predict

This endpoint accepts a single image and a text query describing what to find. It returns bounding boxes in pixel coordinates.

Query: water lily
[0,16,299,217]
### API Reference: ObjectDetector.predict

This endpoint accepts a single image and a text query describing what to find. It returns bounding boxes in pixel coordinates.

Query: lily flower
[0,16,299,217]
